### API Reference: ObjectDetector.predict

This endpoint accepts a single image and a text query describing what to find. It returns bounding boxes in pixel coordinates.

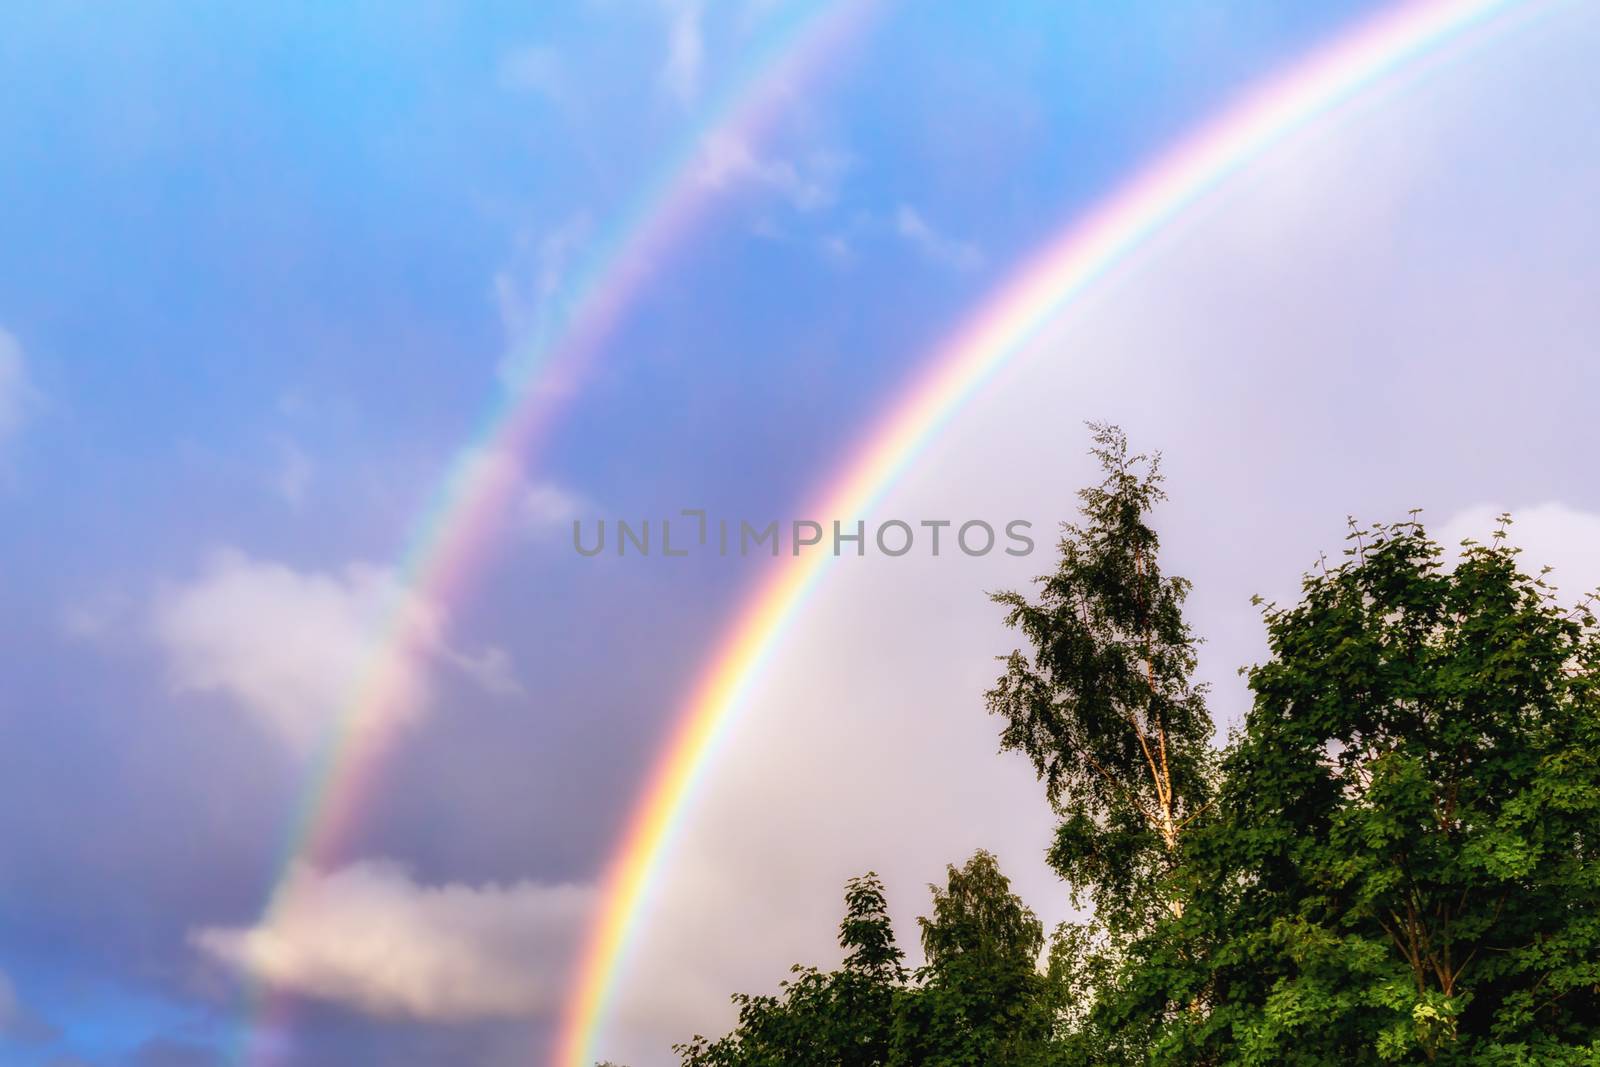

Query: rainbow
[556,0,1545,1062]
[223,2,880,1062]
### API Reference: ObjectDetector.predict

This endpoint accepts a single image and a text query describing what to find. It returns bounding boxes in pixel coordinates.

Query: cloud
[443,645,524,699]
[151,550,514,753]
[523,481,588,529]
[1436,502,1600,602]
[695,134,846,212]
[448,443,592,538]
[191,861,593,1023]
[894,205,984,271]
[449,442,593,542]
[494,215,592,391]
[0,327,37,441]
[661,0,704,104]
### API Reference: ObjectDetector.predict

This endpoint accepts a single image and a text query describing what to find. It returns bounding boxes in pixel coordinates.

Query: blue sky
[5,1,1597,1065]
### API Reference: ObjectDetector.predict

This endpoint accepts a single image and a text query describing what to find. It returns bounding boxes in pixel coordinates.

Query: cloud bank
[151,550,516,753]
[191,861,592,1022]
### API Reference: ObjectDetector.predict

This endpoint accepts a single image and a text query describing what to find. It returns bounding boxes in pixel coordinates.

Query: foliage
[893,851,1059,1067]
[1159,517,1600,1064]
[675,429,1600,1066]
[677,855,1067,1067]
[675,872,902,1067]
[987,423,1214,926]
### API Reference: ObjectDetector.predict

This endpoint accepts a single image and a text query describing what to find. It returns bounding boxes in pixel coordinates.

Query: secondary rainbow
[221,2,879,1062]
[556,0,1545,1062]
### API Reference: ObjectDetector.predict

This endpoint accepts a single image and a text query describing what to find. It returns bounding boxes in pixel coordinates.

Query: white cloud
[523,481,588,529]
[444,644,524,699]
[494,215,592,391]
[1436,502,1600,602]
[694,134,758,187]
[894,204,984,271]
[151,550,515,753]
[0,327,36,441]
[694,134,846,212]
[191,860,592,1022]
[447,444,592,539]
[661,0,704,104]
[494,218,589,340]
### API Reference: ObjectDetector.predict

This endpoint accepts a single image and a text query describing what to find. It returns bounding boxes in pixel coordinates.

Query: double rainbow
[227,2,878,1062]
[556,0,1541,1063]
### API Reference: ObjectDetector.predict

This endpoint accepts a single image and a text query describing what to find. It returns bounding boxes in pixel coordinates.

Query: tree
[987,423,1214,924]
[678,856,1068,1067]
[676,873,902,1067]
[892,851,1060,1067]
[677,431,1600,1066]
[1165,517,1600,1064]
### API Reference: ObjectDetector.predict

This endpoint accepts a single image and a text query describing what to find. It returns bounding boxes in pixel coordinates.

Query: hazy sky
[2,2,1597,1065]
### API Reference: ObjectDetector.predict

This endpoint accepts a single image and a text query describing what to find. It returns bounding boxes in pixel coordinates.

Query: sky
[2,2,1598,1065]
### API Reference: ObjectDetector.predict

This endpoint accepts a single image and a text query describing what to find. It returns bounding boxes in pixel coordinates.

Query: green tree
[892,851,1060,1067]
[1159,517,1600,1064]
[987,423,1215,923]
[677,431,1600,1067]
[676,872,902,1067]
[678,856,1069,1067]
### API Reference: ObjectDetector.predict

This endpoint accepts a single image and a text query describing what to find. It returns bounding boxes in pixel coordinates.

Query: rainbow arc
[554,1,1540,1063]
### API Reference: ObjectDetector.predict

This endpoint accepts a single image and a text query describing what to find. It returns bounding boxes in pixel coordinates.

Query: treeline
[669,426,1600,1065]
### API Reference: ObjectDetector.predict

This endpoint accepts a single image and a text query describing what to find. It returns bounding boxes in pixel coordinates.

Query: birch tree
[987,424,1214,922]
